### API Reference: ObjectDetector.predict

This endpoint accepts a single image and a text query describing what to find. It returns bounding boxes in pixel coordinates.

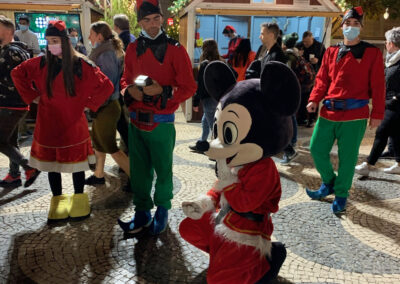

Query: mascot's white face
[206,102,263,167]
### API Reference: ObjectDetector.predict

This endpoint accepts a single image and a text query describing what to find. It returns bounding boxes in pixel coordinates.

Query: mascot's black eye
[223,122,238,145]
[213,123,218,139]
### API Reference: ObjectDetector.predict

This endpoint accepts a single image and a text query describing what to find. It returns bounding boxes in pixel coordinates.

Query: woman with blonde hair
[85,21,130,186]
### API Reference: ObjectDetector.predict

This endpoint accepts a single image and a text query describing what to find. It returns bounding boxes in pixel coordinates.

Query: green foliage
[168,0,191,16]
[166,17,180,40]
[101,0,141,37]
[334,0,400,19]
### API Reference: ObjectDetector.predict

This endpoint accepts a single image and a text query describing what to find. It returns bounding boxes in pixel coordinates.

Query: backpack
[293,55,316,88]
[9,43,31,62]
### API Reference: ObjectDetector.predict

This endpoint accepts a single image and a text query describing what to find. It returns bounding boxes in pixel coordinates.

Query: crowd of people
[1,2,400,283]
[0,0,399,252]
[0,0,196,233]
[189,23,323,164]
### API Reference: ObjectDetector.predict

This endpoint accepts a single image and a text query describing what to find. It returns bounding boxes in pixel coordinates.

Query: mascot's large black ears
[260,61,301,116]
[204,61,237,101]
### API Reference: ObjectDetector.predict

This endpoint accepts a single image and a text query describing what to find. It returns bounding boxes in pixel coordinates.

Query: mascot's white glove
[182,195,215,220]
[214,159,239,191]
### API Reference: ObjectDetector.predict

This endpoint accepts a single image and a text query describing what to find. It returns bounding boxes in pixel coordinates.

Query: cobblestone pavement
[1,110,400,284]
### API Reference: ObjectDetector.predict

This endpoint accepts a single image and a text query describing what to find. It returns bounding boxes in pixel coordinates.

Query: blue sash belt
[130,111,175,123]
[323,99,369,111]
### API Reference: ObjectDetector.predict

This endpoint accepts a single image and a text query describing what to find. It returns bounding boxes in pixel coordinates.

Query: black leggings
[48,172,85,196]
[367,109,400,165]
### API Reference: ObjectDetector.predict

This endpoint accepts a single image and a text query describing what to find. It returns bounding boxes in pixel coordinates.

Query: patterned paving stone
[273,201,400,274]
[351,173,400,201]
[1,111,400,283]
[0,210,208,284]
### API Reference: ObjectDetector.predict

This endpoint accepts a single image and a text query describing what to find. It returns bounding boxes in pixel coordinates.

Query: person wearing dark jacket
[355,26,400,175]
[189,39,224,153]
[245,22,287,79]
[113,14,136,51]
[113,13,134,165]
[0,16,41,188]
[301,31,325,73]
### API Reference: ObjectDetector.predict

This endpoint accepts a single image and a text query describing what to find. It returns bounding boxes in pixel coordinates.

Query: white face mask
[141,29,162,40]
[19,25,29,32]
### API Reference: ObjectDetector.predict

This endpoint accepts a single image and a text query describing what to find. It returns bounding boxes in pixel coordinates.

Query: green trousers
[129,123,176,211]
[310,117,367,197]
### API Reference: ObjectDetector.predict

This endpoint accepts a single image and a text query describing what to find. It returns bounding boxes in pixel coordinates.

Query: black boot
[255,242,287,283]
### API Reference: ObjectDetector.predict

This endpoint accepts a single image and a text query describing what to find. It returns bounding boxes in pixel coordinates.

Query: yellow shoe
[48,195,70,221]
[69,193,90,219]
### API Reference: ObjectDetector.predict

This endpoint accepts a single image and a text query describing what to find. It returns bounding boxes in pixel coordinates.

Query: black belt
[229,206,265,222]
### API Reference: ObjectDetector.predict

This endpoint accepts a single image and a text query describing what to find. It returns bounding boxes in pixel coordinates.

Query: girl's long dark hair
[233,38,252,67]
[46,36,77,98]
[200,39,224,62]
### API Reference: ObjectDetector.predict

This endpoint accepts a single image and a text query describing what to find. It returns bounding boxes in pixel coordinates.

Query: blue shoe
[149,206,168,235]
[306,183,334,200]
[331,197,347,214]
[118,210,152,233]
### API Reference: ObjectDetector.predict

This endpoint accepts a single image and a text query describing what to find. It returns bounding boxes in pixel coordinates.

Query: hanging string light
[384,7,390,19]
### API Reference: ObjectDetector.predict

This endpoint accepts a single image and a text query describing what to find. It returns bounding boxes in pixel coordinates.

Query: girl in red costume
[12,20,113,222]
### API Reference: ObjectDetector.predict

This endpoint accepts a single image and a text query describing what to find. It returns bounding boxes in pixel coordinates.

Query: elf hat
[45,20,68,38]
[223,25,236,34]
[136,0,162,21]
[341,6,364,26]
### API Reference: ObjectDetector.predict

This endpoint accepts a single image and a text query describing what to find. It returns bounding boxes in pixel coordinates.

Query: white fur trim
[215,222,272,258]
[215,159,239,191]
[29,155,95,173]
[231,165,243,175]
[220,192,229,211]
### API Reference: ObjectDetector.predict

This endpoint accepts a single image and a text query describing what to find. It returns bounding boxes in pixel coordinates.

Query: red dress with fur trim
[179,158,281,284]
[11,56,113,173]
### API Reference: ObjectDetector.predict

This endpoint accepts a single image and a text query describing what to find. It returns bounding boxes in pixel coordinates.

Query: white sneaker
[355,162,371,176]
[383,163,400,174]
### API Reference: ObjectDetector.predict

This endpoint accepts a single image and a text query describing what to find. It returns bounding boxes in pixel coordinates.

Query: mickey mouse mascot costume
[179,61,300,283]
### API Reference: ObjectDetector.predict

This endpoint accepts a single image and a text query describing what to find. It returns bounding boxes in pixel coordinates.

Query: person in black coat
[113,14,136,51]
[189,39,225,153]
[355,27,400,176]
[245,22,287,79]
[300,31,325,73]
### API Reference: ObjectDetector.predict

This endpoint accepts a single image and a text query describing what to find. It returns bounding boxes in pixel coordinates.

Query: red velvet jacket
[207,158,281,241]
[309,43,385,121]
[120,39,197,131]
[11,56,113,148]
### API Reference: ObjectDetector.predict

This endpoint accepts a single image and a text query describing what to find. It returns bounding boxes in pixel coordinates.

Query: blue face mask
[343,26,360,41]
[141,29,162,40]
[19,25,29,32]
[70,36,78,47]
